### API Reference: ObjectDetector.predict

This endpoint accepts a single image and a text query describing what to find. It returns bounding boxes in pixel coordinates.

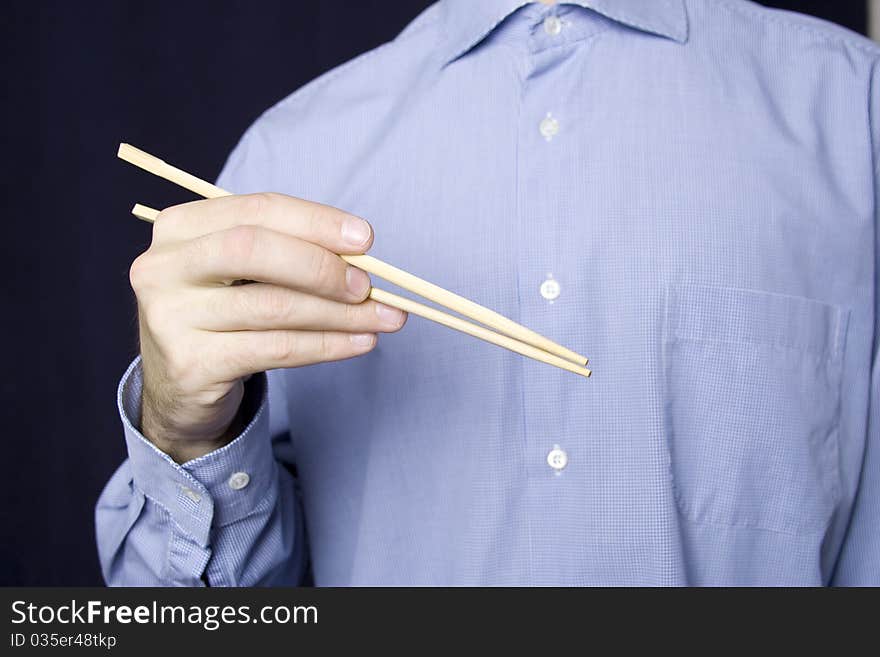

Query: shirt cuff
[117,357,275,548]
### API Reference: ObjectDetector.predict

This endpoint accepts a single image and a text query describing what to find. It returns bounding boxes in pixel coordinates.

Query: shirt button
[543,15,562,36]
[539,113,559,141]
[228,472,250,491]
[540,276,560,301]
[180,486,201,503]
[547,446,568,472]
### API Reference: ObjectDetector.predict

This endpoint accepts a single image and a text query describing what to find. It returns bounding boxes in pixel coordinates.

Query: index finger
[151,192,374,255]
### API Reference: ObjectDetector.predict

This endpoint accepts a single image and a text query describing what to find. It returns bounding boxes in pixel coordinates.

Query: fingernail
[341,216,371,247]
[345,266,370,297]
[350,333,376,347]
[375,303,405,327]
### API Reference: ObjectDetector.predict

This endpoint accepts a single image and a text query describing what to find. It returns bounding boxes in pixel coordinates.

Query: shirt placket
[514,9,600,583]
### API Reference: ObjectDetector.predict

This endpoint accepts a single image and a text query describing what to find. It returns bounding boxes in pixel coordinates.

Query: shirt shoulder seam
[259,15,441,124]
[716,0,880,56]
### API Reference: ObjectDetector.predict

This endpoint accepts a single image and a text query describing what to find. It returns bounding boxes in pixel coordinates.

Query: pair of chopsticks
[118,144,591,377]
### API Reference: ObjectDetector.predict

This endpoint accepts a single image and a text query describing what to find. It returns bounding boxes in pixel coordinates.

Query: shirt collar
[439,0,688,64]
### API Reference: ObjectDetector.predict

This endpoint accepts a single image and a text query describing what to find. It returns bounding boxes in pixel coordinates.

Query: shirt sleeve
[96,115,310,586]
[832,349,879,584]
[831,61,880,585]
[95,358,306,586]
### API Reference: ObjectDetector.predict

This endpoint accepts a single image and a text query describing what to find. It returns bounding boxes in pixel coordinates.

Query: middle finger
[191,283,408,333]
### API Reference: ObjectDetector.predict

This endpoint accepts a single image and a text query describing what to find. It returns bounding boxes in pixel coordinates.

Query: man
[96,0,879,585]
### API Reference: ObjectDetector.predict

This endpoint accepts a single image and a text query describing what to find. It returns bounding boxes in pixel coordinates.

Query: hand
[128,193,407,462]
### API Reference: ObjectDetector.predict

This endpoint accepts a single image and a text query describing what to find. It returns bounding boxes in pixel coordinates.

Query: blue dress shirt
[96,0,880,585]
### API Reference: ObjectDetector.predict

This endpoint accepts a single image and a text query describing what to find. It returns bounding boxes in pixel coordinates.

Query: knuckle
[151,205,184,242]
[304,202,335,236]
[219,224,260,265]
[266,331,298,363]
[343,302,366,329]
[259,191,287,206]
[128,252,153,292]
[251,287,293,325]
[318,331,333,361]
[308,247,340,292]
[235,193,264,221]
[238,191,278,221]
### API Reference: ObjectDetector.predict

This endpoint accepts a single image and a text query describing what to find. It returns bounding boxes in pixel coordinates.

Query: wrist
[140,390,243,464]
[141,412,238,464]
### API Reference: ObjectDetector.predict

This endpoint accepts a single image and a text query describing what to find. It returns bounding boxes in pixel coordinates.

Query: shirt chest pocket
[663,284,849,535]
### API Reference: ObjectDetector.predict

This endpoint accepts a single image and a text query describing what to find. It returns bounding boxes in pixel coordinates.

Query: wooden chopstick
[119,143,590,374]
[339,254,589,365]
[131,203,590,378]
[119,144,588,367]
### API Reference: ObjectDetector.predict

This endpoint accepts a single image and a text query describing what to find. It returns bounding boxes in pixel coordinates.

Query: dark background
[1,1,868,586]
